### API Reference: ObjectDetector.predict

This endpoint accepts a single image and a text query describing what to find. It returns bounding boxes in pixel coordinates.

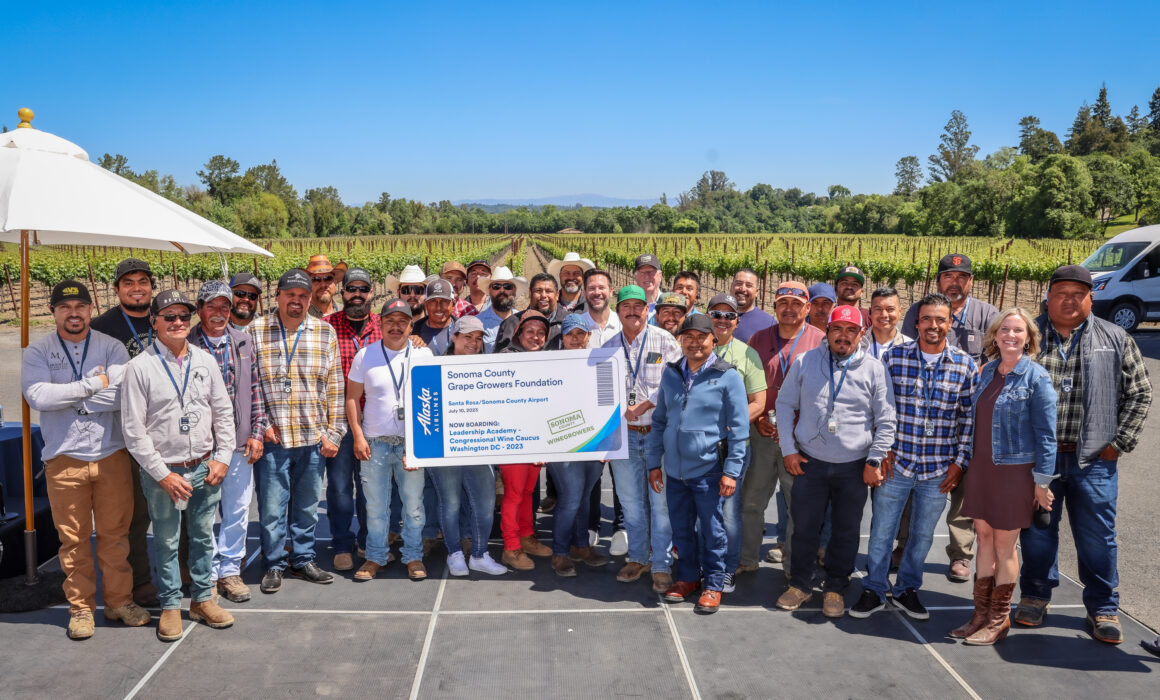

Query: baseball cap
[775,281,810,304]
[50,280,92,308]
[344,267,372,287]
[634,254,661,272]
[229,272,261,290]
[516,309,549,334]
[707,292,739,312]
[196,280,232,304]
[115,258,153,284]
[616,285,647,306]
[808,282,837,304]
[561,313,592,335]
[676,313,716,338]
[1049,264,1093,289]
[380,298,413,318]
[150,289,196,315]
[278,269,312,292]
[425,278,455,301]
[453,315,484,335]
[835,265,865,286]
[938,253,972,276]
[466,259,492,274]
[828,305,864,327]
[655,292,688,310]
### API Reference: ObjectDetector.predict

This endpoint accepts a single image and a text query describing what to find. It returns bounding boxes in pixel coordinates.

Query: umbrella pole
[21,230,38,585]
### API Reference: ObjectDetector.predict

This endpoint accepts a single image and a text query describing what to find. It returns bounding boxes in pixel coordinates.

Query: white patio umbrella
[0,109,274,584]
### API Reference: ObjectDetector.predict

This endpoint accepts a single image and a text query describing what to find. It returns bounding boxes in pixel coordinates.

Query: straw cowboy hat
[385,264,429,296]
[547,251,595,281]
[478,265,528,297]
[306,254,347,283]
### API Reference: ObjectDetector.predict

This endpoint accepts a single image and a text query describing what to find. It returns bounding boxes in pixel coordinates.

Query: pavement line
[660,597,702,700]
[122,621,197,700]
[408,569,448,700]
[893,612,983,700]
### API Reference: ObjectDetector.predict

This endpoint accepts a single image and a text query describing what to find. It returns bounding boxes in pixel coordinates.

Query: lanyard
[381,341,410,403]
[775,328,805,376]
[621,329,648,390]
[121,309,152,350]
[279,318,306,377]
[951,297,970,327]
[57,333,90,381]
[1052,321,1085,364]
[828,353,850,415]
[153,341,192,407]
[198,330,234,379]
[871,330,897,359]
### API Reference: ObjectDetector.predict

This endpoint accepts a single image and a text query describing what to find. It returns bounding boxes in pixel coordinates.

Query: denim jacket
[973,354,1058,485]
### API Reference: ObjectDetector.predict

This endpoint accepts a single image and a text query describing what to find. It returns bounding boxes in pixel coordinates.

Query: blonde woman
[951,308,1057,645]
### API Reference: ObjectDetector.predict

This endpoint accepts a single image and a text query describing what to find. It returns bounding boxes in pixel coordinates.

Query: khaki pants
[44,449,135,613]
[739,432,794,569]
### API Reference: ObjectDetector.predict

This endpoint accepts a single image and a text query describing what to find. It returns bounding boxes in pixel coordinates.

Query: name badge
[827,416,838,434]
[180,415,191,434]
[628,390,638,406]
[283,378,293,394]
[924,421,935,437]
[397,406,405,421]
[1061,377,1073,393]
[967,334,976,343]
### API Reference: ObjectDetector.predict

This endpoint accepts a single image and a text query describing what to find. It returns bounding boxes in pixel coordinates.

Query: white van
[1081,224,1160,331]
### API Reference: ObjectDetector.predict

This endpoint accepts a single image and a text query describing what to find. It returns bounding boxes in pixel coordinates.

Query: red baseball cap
[828,305,863,327]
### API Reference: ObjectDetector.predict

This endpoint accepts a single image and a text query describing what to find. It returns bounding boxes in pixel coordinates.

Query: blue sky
[6,1,1159,205]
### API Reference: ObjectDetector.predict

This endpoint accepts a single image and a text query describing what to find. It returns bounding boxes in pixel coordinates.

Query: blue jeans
[864,470,948,599]
[789,454,868,593]
[669,470,728,591]
[611,430,672,573]
[706,445,749,572]
[140,461,220,609]
[257,443,325,571]
[1019,453,1119,615]
[428,465,495,558]
[389,472,440,540]
[325,432,366,554]
[361,440,425,565]
[548,461,603,556]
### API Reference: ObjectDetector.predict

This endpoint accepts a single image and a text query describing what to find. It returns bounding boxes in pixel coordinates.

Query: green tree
[98,153,134,176]
[1092,83,1112,127]
[927,110,979,183]
[827,184,851,200]
[1126,105,1147,136]
[1149,86,1160,132]
[1008,154,1094,238]
[235,192,290,239]
[672,218,698,233]
[197,155,242,204]
[245,160,298,208]
[1084,154,1134,226]
[894,156,922,197]
[1123,149,1160,221]
[1018,116,1063,163]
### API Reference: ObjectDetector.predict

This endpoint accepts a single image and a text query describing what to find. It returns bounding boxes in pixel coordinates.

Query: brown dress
[961,373,1035,530]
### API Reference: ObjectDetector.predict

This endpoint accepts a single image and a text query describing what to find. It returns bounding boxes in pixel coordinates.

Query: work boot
[354,561,382,581]
[157,609,183,642]
[569,546,609,567]
[104,602,151,627]
[616,561,650,583]
[1087,614,1124,644]
[776,586,813,611]
[502,549,535,571]
[189,599,234,629]
[553,554,577,577]
[950,576,994,639]
[216,575,252,603]
[651,571,674,594]
[67,610,95,640]
[132,581,159,607]
[965,582,1014,646]
[520,536,553,558]
[333,552,354,571]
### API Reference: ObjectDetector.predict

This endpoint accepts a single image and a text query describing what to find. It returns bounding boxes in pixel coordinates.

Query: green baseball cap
[616,285,647,306]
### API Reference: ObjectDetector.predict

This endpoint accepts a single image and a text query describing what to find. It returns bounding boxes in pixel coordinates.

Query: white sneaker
[588,529,599,547]
[610,529,629,557]
[469,552,509,575]
[446,551,469,577]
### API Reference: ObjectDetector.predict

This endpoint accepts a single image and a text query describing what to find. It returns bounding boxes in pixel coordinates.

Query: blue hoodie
[644,355,750,479]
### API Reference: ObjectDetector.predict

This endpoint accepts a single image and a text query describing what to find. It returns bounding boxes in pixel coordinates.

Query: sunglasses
[777,287,808,298]
[345,285,372,294]
[708,310,739,321]
[490,283,516,291]
[311,275,334,284]
[160,313,192,323]
[233,289,259,301]
[399,285,426,295]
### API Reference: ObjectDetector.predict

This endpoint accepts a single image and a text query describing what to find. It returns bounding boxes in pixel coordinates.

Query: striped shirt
[250,312,346,448]
[602,326,682,426]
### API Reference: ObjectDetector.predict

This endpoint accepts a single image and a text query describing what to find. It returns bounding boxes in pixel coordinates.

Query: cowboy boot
[965,582,1015,646]
[950,575,994,639]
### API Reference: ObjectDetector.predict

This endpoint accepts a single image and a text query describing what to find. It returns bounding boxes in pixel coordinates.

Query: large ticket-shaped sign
[406,347,628,467]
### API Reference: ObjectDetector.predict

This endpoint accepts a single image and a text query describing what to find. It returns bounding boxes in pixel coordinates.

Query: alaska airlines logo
[417,387,435,436]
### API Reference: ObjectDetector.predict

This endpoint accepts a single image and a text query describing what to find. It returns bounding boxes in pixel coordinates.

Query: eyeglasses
[776,287,808,299]
[160,313,192,323]
[233,289,259,301]
[399,285,426,295]
[490,283,516,291]
[311,275,334,284]
[708,310,739,321]
[345,285,371,294]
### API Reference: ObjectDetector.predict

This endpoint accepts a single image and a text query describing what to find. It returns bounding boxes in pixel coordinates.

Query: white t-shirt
[585,311,623,349]
[348,342,434,438]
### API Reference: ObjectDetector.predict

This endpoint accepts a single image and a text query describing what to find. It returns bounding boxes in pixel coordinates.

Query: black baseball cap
[466,259,492,273]
[1049,264,1093,289]
[938,253,972,276]
[50,280,92,308]
[150,289,196,315]
[381,298,413,318]
[426,278,455,301]
[115,258,153,284]
[676,313,716,338]
[344,267,372,287]
[278,269,312,292]
[707,292,739,312]
[229,272,261,289]
[634,254,661,272]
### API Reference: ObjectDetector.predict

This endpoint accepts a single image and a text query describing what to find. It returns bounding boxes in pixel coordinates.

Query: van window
[1082,242,1149,272]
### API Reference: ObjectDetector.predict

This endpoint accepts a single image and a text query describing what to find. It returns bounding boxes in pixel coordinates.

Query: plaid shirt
[250,312,346,448]
[324,311,383,379]
[1038,319,1151,452]
[453,298,479,318]
[883,341,978,479]
[602,326,682,426]
[191,325,267,443]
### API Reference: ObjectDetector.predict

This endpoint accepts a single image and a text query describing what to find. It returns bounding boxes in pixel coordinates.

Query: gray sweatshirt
[776,341,896,464]
[22,329,129,462]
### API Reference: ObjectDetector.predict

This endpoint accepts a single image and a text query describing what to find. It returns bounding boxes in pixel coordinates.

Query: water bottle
[174,472,193,511]
[767,409,777,426]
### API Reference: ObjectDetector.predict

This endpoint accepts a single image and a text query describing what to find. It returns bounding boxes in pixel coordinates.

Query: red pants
[499,464,540,550]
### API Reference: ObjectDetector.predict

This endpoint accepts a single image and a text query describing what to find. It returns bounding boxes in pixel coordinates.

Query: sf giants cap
[828,305,864,327]
[50,280,92,307]
[938,253,972,276]
[380,298,414,318]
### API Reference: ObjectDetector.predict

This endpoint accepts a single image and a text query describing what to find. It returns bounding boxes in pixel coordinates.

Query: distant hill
[453,194,659,211]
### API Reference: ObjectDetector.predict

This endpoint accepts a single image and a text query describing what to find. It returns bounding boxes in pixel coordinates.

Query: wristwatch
[866,458,881,468]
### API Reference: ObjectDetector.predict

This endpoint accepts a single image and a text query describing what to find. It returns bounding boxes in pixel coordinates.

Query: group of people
[21,247,1155,653]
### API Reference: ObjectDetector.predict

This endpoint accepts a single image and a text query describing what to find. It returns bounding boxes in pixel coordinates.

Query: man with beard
[414,279,457,355]
[653,293,689,335]
[807,283,837,332]
[731,268,774,343]
[581,268,621,349]
[191,281,267,603]
[634,254,665,320]
[834,266,872,329]
[322,268,380,572]
[441,261,476,318]
[465,259,492,314]
[228,272,262,330]
[306,255,346,318]
[22,281,150,639]
[671,271,702,314]
[476,266,526,352]
[774,306,896,617]
[90,258,159,607]
[548,252,594,313]
[900,254,998,583]
[495,273,568,352]
[251,269,346,593]
[387,265,430,322]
